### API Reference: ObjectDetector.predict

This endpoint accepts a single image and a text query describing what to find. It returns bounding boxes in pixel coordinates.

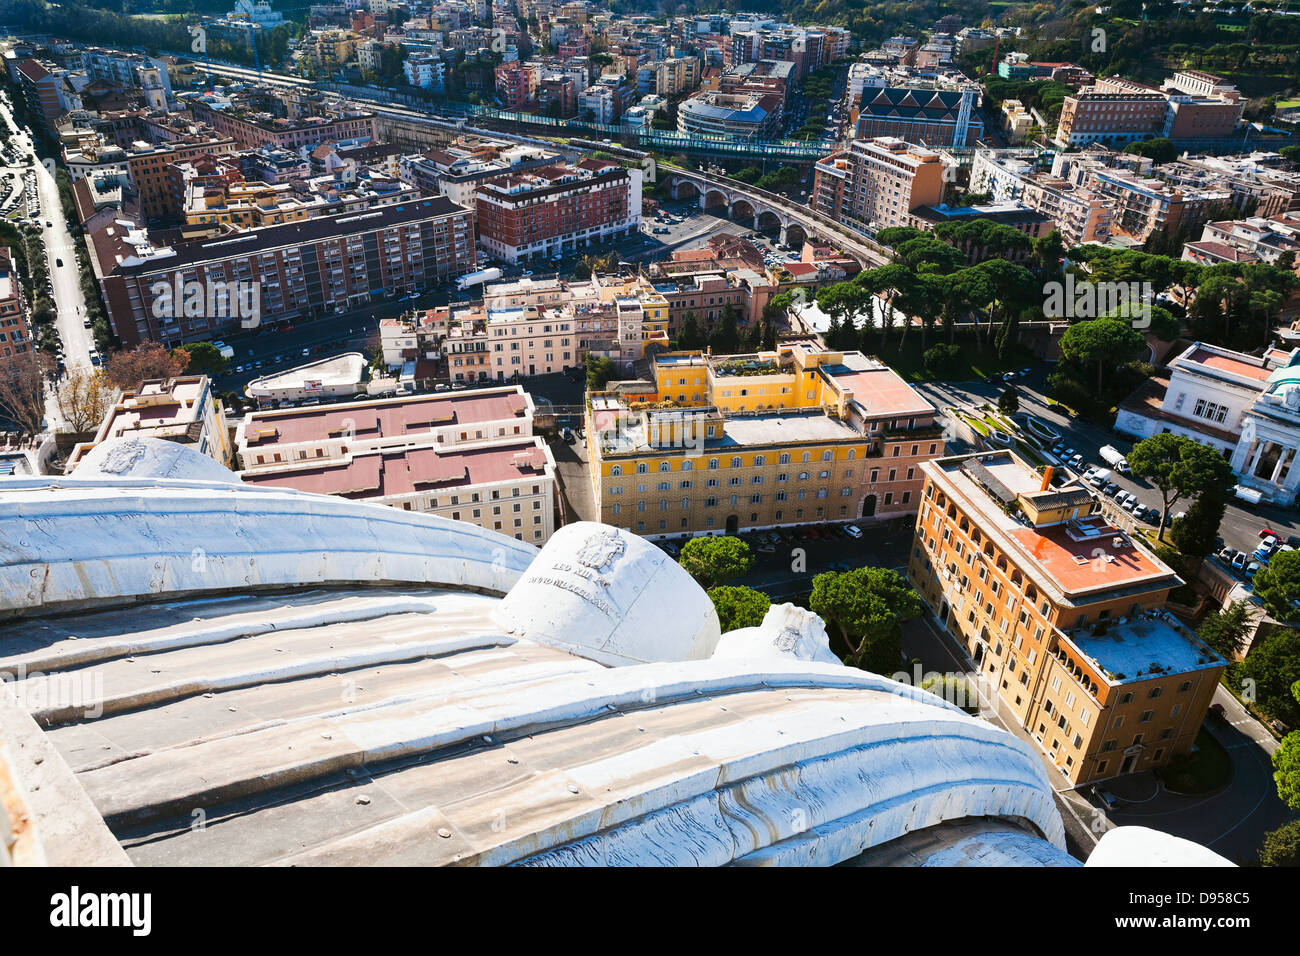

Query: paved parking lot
[917,372,1300,569]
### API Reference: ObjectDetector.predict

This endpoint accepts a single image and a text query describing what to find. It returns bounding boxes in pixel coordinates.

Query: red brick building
[475,159,641,264]
[0,247,31,357]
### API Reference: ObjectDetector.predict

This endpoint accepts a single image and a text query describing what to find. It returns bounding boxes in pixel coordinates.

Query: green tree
[1169,491,1227,559]
[1259,820,1300,867]
[809,567,921,674]
[1058,317,1147,395]
[585,353,617,391]
[1032,229,1067,277]
[1197,600,1255,660]
[677,311,701,349]
[709,304,741,353]
[998,385,1020,414]
[708,585,771,632]
[1274,732,1300,810]
[1126,433,1235,540]
[923,343,963,378]
[1232,628,1300,728]
[177,342,227,377]
[1253,549,1300,623]
[679,535,753,589]
[1123,137,1179,164]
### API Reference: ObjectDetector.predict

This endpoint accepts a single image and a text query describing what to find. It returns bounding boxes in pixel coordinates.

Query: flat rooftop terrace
[247,352,367,391]
[1067,611,1223,683]
[243,389,528,446]
[935,452,1179,599]
[1006,523,1171,596]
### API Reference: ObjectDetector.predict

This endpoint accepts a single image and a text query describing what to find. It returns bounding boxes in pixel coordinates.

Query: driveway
[1101,685,1297,865]
[915,371,1300,560]
[548,432,596,526]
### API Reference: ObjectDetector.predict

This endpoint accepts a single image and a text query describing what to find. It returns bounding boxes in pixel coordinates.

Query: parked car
[845,524,863,539]
[1231,551,1247,572]
[1103,482,1120,497]
[1069,454,1084,470]
[1246,561,1262,579]
[1259,528,1278,539]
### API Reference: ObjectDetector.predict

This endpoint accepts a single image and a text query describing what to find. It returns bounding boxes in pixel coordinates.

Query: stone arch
[703,188,729,213]
[783,221,809,248]
[672,178,700,202]
[756,208,783,235]
[729,198,756,225]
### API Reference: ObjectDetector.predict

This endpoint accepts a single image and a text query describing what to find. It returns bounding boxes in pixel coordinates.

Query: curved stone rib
[0,594,461,675]
[267,679,1060,866]
[515,733,1062,867]
[84,661,930,828]
[28,631,517,726]
[0,481,537,614]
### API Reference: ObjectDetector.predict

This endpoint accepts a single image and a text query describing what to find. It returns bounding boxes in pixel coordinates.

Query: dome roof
[0,468,1225,867]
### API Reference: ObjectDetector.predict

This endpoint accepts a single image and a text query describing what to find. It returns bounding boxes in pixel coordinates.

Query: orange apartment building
[909,450,1226,786]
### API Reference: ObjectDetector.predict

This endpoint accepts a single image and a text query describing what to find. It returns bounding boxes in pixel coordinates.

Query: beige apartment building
[1054,85,1167,148]
[908,450,1226,786]
[234,387,557,543]
[68,375,231,471]
[811,136,945,231]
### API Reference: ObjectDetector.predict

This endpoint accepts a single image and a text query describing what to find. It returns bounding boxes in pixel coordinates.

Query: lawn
[1160,728,1232,795]
[870,334,1037,383]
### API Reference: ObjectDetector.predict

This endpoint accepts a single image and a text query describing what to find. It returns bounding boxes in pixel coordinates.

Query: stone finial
[712,601,840,665]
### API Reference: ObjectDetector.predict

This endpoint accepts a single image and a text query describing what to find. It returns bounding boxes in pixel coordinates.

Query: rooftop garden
[713,361,781,377]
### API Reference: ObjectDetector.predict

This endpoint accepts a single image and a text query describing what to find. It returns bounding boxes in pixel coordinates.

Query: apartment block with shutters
[908,450,1226,786]
[233,386,556,544]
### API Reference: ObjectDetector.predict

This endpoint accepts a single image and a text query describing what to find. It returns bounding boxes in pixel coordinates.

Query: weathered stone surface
[493,523,721,666]
[713,602,840,666]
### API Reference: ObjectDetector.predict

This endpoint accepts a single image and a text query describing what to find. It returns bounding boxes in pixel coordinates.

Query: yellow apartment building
[589,345,946,534]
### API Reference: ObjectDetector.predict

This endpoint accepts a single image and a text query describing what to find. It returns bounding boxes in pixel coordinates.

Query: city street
[0,96,91,370]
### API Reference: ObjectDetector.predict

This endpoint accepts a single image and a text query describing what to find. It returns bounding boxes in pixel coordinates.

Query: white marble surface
[714,602,841,665]
[1087,826,1236,867]
[493,522,721,666]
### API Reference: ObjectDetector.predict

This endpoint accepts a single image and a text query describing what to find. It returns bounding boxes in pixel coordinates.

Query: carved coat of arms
[576,530,626,573]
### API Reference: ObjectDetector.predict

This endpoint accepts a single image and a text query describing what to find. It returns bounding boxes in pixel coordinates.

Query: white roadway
[0,95,92,372]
